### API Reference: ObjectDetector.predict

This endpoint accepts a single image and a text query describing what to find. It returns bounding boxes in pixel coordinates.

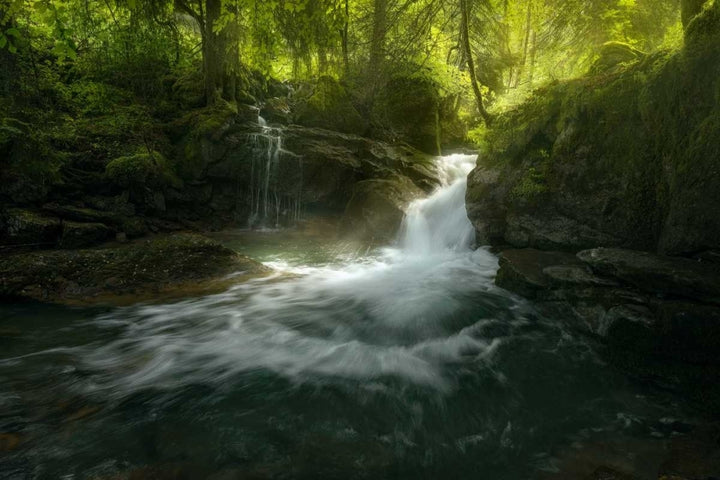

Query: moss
[106,151,182,190]
[471,1,720,253]
[297,76,367,135]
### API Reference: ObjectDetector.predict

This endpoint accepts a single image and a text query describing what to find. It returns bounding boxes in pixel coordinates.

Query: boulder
[296,76,367,135]
[342,175,424,243]
[495,247,720,365]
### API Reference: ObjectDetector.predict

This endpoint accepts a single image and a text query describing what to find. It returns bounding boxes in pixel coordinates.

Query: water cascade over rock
[247,116,303,228]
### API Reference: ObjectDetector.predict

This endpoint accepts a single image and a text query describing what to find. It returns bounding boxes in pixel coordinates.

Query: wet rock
[0,208,62,248]
[495,249,583,298]
[260,96,292,125]
[578,248,720,305]
[0,233,270,305]
[495,248,720,366]
[342,175,424,243]
[59,221,111,249]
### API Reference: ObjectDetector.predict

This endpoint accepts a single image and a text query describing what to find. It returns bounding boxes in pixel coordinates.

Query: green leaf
[5,27,20,38]
[0,35,6,49]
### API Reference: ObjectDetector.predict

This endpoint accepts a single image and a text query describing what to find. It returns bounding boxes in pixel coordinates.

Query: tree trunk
[341,0,349,75]
[460,0,492,126]
[369,0,388,77]
[203,0,224,105]
[528,30,537,87]
[513,1,532,89]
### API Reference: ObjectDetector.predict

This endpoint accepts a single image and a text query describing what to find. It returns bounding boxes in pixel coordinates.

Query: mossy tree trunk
[176,0,238,106]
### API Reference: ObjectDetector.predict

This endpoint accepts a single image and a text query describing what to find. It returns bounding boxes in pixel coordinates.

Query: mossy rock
[590,42,646,74]
[373,76,441,155]
[0,209,62,248]
[106,151,182,190]
[172,101,239,181]
[466,3,720,255]
[0,233,271,305]
[296,76,367,135]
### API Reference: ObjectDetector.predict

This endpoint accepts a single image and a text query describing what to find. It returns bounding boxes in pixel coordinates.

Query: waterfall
[399,154,477,255]
[247,116,303,228]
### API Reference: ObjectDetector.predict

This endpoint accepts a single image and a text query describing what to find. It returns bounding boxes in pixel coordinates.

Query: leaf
[0,35,6,49]
[5,27,20,38]
[8,43,17,54]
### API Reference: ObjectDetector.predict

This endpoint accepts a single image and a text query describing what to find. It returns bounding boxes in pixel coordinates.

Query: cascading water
[0,154,695,479]
[400,154,477,254]
[247,115,303,228]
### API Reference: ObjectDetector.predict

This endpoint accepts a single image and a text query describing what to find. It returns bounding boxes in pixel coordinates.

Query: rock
[585,466,641,480]
[577,248,720,305]
[495,249,583,298]
[0,233,270,305]
[465,6,720,254]
[0,208,62,248]
[260,96,292,124]
[59,221,111,249]
[296,76,367,135]
[342,175,424,243]
[373,75,442,155]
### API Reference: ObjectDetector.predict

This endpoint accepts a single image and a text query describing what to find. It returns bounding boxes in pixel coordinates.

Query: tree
[174,0,240,105]
[460,0,492,125]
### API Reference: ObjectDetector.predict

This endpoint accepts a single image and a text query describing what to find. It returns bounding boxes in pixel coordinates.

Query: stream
[0,155,699,479]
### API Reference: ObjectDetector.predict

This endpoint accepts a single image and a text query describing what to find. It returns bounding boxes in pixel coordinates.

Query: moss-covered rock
[296,76,367,135]
[373,76,442,155]
[0,233,270,305]
[466,0,720,256]
[0,209,62,248]
[106,151,182,190]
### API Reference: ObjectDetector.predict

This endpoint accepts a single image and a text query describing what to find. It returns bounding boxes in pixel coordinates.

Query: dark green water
[0,156,701,479]
[0,231,698,480]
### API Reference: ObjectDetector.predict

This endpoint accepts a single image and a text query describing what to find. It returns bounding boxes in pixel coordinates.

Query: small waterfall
[399,154,478,255]
[247,116,303,228]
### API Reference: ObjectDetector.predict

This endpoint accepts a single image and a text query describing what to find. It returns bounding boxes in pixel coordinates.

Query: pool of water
[0,156,701,480]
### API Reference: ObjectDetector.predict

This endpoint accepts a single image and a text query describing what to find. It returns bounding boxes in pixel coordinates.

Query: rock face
[466,2,720,257]
[496,248,720,366]
[0,233,269,305]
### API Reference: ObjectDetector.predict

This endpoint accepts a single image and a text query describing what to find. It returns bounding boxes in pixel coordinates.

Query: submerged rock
[0,233,270,305]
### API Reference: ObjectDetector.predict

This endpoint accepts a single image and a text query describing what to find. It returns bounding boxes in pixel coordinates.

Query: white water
[78,154,525,397]
[248,116,302,228]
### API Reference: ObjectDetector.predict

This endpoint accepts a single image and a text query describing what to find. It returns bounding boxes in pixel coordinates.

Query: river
[0,155,697,479]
